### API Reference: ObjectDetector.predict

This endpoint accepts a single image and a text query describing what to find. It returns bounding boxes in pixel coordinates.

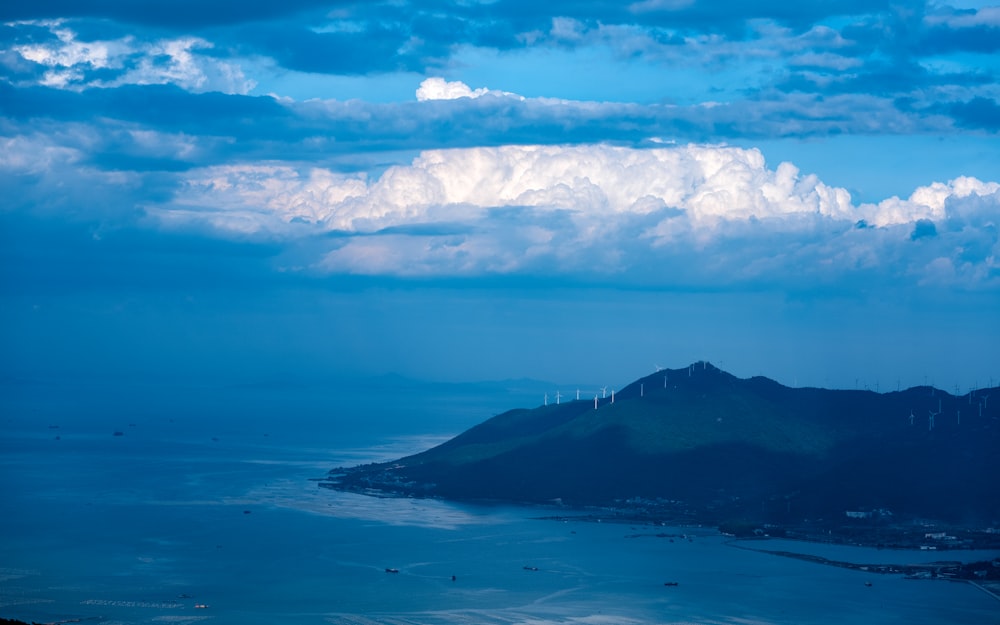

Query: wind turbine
[909,410,915,426]
[928,408,939,431]
[640,383,644,398]
[654,364,663,372]
[611,389,615,404]
[544,393,548,407]
[594,395,598,410]
[601,386,608,399]
[576,389,580,401]
[555,390,562,405]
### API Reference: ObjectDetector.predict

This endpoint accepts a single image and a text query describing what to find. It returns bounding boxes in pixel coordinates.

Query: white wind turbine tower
[576,389,580,401]
[929,408,939,431]
[640,383,644,398]
[909,410,915,426]
[556,390,562,405]
[544,393,548,407]
[594,395,598,410]
[611,389,615,404]
[601,386,608,399]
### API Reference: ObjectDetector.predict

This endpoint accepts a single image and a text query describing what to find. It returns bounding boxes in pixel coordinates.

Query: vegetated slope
[328,363,1000,523]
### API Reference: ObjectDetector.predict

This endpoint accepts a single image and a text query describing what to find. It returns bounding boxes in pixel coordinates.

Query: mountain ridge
[323,362,1000,524]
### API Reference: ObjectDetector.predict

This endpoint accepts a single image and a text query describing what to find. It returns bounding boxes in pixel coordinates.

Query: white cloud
[415,77,523,101]
[0,134,81,174]
[166,144,855,234]
[629,0,697,12]
[10,22,255,94]
[925,7,1000,28]
[861,177,1000,227]
[151,143,1000,288]
[787,52,863,71]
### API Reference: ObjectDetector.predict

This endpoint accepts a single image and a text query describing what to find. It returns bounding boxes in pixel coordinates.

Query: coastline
[726,538,1000,594]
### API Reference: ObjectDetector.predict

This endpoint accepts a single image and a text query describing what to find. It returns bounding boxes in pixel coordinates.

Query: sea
[2,378,998,625]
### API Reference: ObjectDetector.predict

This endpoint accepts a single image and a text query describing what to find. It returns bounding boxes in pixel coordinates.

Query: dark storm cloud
[775,60,993,98]
[0,81,961,180]
[0,0,337,28]
[232,22,423,75]
[922,23,1000,54]
[626,0,904,32]
[946,97,1000,132]
[0,82,293,143]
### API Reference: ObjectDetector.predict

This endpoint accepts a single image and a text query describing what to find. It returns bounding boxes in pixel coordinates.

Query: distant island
[321,362,1000,547]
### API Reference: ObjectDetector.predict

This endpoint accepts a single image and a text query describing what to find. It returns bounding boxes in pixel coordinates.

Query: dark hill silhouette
[325,363,1000,523]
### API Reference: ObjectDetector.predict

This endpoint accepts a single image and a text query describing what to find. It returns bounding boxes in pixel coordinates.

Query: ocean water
[1,381,998,625]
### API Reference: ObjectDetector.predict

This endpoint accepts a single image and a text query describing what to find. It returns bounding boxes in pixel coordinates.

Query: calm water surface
[1,381,998,624]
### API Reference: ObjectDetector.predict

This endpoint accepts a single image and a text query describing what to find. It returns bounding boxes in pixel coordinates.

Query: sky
[1,0,998,394]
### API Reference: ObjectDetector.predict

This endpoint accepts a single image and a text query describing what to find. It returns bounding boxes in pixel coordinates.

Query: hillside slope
[325,363,1000,522]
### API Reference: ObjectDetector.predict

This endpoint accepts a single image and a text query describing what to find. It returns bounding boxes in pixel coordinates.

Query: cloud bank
[151,143,999,288]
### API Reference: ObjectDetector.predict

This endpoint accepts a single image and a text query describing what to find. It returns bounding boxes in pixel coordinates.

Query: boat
[523,566,539,571]
[194,604,209,609]
[385,568,399,573]
[664,582,679,586]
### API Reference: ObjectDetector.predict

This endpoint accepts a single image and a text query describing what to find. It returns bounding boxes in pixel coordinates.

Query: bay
[1,380,998,624]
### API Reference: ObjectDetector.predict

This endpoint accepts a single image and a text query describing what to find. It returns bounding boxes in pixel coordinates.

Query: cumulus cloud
[148,143,1000,288]
[415,77,523,102]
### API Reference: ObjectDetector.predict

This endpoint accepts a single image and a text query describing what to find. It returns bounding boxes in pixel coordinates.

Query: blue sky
[1,1,998,393]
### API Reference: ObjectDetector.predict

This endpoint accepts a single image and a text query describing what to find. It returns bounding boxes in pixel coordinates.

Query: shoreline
[725,538,1000,594]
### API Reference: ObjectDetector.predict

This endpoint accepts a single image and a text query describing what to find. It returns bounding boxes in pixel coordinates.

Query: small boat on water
[523,566,539,571]
[385,568,399,573]
[194,604,209,609]
[664,582,679,586]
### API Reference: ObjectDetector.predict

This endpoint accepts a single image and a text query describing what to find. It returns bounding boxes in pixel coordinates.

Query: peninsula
[321,363,1000,546]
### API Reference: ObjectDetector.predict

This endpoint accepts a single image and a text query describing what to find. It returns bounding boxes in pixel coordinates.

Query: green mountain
[325,363,1000,523]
